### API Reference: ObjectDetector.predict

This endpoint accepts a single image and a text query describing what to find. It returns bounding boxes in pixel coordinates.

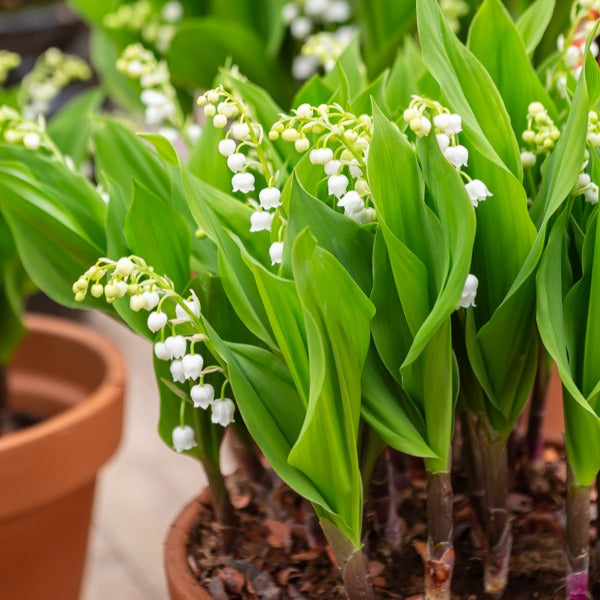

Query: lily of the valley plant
[2,1,600,599]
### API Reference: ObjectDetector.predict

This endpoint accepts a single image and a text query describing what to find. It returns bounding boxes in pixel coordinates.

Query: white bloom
[250,210,274,232]
[446,114,462,135]
[458,274,478,309]
[338,190,362,210]
[154,342,171,361]
[436,133,450,153]
[269,241,284,265]
[127,60,145,76]
[182,354,204,380]
[141,89,168,107]
[165,335,186,359]
[218,138,237,156]
[591,41,599,58]
[259,187,282,209]
[295,137,310,152]
[292,55,319,79]
[213,114,227,129]
[143,291,160,310]
[305,0,329,16]
[211,398,236,427]
[565,45,581,68]
[579,173,591,187]
[232,172,255,193]
[328,174,349,197]
[433,113,451,131]
[282,2,299,23]
[324,1,351,22]
[186,123,202,145]
[410,115,431,137]
[191,383,214,409]
[162,1,183,22]
[175,296,200,321]
[147,311,168,332]
[159,127,178,143]
[226,152,246,173]
[349,208,374,224]
[348,159,363,178]
[310,147,334,165]
[170,359,186,383]
[130,294,146,312]
[324,159,342,176]
[295,103,313,119]
[588,133,600,147]
[23,131,41,150]
[444,144,469,168]
[231,122,250,140]
[585,183,599,204]
[464,179,492,207]
[290,16,312,39]
[116,257,134,276]
[172,425,196,453]
[520,151,537,168]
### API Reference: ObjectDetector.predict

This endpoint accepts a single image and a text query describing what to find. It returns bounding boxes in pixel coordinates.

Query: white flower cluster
[271,102,376,224]
[575,172,598,204]
[19,47,91,120]
[404,96,492,208]
[117,44,181,129]
[0,50,20,85]
[73,255,236,452]
[105,0,184,54]
[198,85,284,265]
[282,0,353,79]
[440,0,469,33]
[520,102,561,168]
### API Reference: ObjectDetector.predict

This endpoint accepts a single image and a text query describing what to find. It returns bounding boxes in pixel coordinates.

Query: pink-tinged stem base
[566,570,588,600]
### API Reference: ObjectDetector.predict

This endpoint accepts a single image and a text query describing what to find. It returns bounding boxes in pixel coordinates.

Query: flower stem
[477,415,512,598]
[425,471,455,600]
[526,340,551,463]
[229,421,272,489]
[0,364,7,435]
[319,519,375,600]
[565,462,591,600]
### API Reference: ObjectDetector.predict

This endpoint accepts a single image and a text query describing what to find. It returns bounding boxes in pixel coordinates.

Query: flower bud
[295,103,313,118]
[585,183,599,204]
[213,114,227,129]
[207,90,220,103]
[172,425,196,452]
[403,107,419,122]
[520,151,537,168]
[203,104,216,117]
[436,133,450,152]
[116,257,134,276]
[23,132,41,150]
[191,383,214,409]
[226,152,246,172]
[281,128,299,142]
[231,122,250,140]
[147,311,168,332]
[91,283,104,298]
[295,137,310,152]
[218,138,236,156]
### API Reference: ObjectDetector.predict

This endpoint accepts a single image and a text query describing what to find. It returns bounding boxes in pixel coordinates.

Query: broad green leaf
[187,120,232,189]
[292,75,335,109]
[323,36,367,101]
[416,0,521,177]
[516,0,556,56]
[289,229,374,545]
[386,38,427,114]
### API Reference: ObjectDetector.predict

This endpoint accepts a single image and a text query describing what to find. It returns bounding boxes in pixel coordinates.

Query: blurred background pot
[0,313,125,600]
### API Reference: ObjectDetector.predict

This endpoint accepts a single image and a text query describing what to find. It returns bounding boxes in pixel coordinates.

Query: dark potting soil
[187,446,600,599]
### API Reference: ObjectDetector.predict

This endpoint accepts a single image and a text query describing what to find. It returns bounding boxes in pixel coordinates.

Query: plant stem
[477,415,512,598]
[319,519,376,600]
[526,341,551,463]
[565,462,591,600]
[200,458,238,554]
[425,471,454,600]
[460,411,487,533]
[0,364,7,434]
[230,421,272,489]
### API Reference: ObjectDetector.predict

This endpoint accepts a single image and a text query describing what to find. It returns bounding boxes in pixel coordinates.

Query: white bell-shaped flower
[175,296,200,322]
[130,294,146,312]
[328,174,349,198]
[23,132,41,150]
[436,133,450,153]
[218,138,236,157]
[232,172,255,193]
[310,148,334,165]
[290,16,312,39]
[170,359,186,383]
[154,342,171,361]
[585,183,599,204]
[295,103,313,118]
[191,383,214,409]
[444,145,469,168]
[520,151,537,168]
[147,311,168,332]
[458,274,479,309]
[433,113,451,131]
[338,190,362,210]
[116,257,134,276]
[324,159,342,176]
[446,114,462,135]
[269,241,284,265]
[259,187,282,209]
[250,210,274,233]
[162,1,183,22]
[227,153,246,173]
[211,398,236,427]
[231,122,250,140]
[182,354,204,380]
[348,160,363,178]
[464,179,493,207]
[172,425,196,453]
[143,291,160,310]
[141,89,168,107]
[165,335,186,359]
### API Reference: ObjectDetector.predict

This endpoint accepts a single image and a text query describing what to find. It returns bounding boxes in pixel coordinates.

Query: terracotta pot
[0,313,125,600]
[165,492,213,600]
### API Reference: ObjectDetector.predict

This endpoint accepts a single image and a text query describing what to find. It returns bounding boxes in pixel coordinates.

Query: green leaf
[416,0,521,177]
[292,75,335,109]
[323,36,367,101]
[516,0,556,56]
[187,120,232,189]
[290,229,374,545]
[47,88,104,167]
[385,38,427,115]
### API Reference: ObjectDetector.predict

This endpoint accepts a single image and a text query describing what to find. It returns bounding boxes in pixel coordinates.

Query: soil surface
[187,445,600,599]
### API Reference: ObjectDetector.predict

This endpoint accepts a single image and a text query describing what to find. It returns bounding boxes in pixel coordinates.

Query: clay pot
[165,492,213,600]
[0,314,125,600]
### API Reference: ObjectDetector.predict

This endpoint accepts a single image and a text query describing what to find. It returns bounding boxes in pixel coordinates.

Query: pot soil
[0,314,125,600]
[165,444,598,600]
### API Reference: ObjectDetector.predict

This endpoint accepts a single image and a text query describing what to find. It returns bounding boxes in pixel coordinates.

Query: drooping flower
[218,138,236,157]
[191,383,214,409]
[147,310,168,332]
[175,296,200,322]
[458,274,478,309]
[436,133,450,153]
[165,335,186,359]
[226,152,246,173]
[154,342,170,361]
[324,159,342,176]
[269,241,284,265]
[250,210,274,233]
[585,182,599,204]
[328,174,349,197]
[232,172,255,193]
[170,359,186,383]
[181,354,204,380]
[172,425,196,453]
[520,151,537,168]
[211,398,236,427]
[444,144,469,168]
[310,147,334,165]
[142,290,160,310]
[259,187,282,209]
[464,179,492,207]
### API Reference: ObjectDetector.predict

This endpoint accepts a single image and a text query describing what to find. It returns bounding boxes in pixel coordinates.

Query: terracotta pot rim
[0,313,125,452]
[164,492,213,600]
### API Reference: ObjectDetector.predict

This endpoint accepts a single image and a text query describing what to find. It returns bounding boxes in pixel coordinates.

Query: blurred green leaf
[516,0,556,56]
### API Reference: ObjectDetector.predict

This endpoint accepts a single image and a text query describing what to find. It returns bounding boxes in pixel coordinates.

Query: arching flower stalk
[198,85,286,265]
[270,102,377,224]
